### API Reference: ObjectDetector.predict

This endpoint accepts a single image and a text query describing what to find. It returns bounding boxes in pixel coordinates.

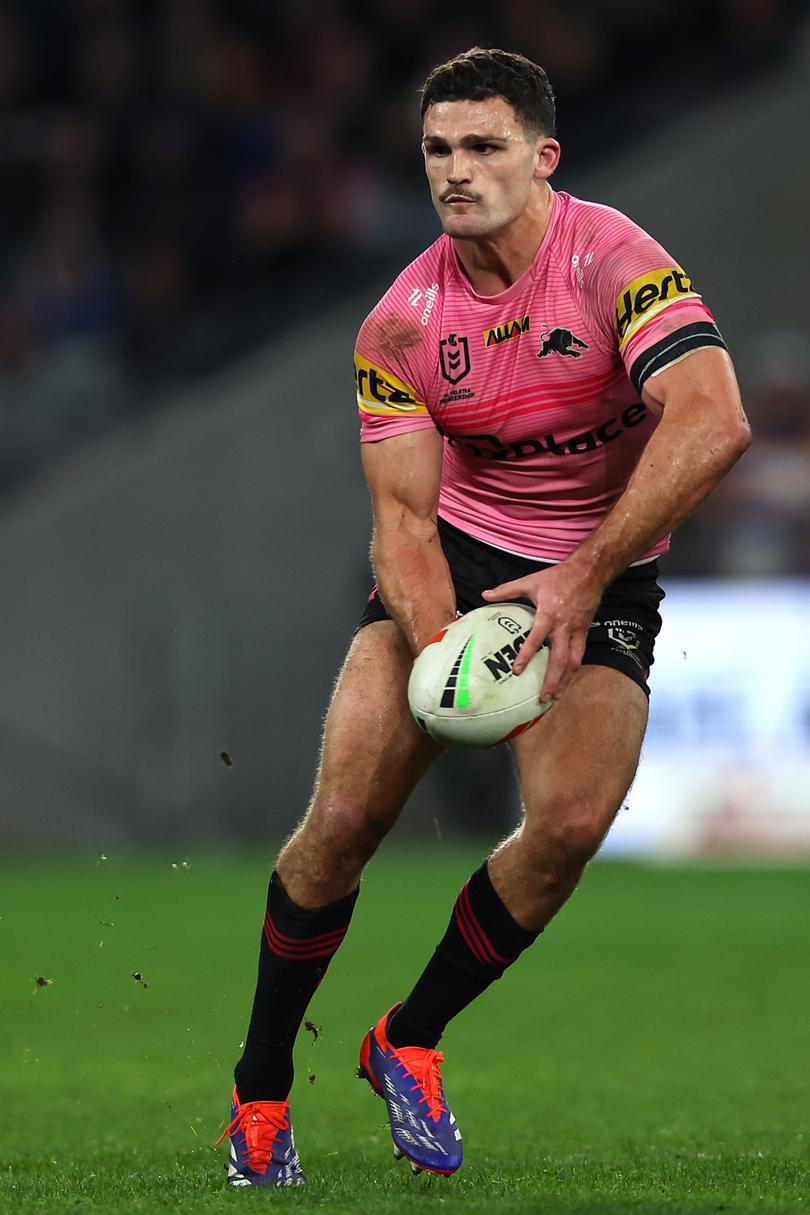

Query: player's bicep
[641,345,749,437]
[362,428,444,532]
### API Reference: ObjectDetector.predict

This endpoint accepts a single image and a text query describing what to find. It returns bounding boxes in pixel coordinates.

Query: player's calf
[233,871,359,1102]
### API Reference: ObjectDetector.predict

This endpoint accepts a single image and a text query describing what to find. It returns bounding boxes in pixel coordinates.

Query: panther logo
[536,328,589,360]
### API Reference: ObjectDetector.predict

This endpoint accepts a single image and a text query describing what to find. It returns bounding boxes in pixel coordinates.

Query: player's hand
[481,560,604,702]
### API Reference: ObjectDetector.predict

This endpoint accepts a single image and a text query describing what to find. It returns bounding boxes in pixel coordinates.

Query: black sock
[234,871,358,1101]
[387,862,538,1049]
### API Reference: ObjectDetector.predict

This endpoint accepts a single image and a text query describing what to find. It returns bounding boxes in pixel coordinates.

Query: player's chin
[441,213,491,238]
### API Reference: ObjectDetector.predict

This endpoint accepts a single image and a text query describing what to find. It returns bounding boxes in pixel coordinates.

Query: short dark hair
[420,47,556,138]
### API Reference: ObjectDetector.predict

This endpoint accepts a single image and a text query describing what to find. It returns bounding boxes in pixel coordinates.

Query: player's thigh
[509,663,649,856]
[312,619,442,828]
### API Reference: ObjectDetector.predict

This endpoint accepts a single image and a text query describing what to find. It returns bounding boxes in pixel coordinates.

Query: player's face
[422,97,553,239]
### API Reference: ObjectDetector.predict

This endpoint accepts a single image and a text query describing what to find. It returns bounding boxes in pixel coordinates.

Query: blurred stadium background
[0,0,809,857]
[2,6,810,1211]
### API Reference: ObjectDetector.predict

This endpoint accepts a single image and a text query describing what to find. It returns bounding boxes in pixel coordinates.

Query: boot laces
[215,1100,289,1173]
[396,1047,446,1123]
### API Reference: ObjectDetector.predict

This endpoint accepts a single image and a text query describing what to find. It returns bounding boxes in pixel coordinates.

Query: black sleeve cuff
[629,321,728,394]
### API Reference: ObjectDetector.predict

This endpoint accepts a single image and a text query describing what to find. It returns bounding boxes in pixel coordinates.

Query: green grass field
[1,848,808,1214]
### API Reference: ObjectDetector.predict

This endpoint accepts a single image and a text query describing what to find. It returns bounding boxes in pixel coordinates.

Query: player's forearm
[569,404,751,587]
[371,520,456,655]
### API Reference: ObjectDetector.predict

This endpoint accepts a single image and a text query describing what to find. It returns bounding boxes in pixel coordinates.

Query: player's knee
[307,800,385,866]
[524,806,608,877]
[556,816,606,870]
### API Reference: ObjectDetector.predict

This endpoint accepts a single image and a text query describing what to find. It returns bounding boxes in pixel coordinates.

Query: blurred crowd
[666,331,810,578]
[0,0,808,572]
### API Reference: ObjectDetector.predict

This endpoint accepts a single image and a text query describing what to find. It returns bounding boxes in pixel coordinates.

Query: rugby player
[218,47,750,1186]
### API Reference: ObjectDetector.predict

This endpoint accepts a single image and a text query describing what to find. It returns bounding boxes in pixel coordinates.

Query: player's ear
[533,137,561,181]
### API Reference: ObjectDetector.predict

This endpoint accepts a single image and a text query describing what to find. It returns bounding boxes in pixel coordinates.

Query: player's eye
[425,144,450,157]
[474,143,497,154]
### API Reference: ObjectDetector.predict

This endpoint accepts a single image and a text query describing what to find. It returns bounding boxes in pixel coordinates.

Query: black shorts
[357,516,665,697]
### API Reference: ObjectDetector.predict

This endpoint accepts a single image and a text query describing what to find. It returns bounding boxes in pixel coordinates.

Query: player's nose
[446,152,472,183]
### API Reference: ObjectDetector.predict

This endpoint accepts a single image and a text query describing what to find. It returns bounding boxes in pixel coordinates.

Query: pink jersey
[355,190,725,562]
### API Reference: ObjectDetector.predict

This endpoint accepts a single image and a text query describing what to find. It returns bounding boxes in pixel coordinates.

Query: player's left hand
[482,561,604,702]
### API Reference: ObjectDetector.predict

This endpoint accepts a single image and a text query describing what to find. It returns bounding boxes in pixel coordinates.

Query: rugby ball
[408,603,552,748]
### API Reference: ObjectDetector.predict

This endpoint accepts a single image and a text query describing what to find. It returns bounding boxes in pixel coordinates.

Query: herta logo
[483,314,530,348]
[353,352,428,416]
[615,266,700,350]
[536,327,589,359]
[439,332,471,384]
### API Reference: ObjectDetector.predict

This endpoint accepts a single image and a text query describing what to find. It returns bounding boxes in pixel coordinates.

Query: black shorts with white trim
[629,320,727,394]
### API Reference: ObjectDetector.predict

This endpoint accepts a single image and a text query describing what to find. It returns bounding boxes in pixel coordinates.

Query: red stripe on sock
[263,913,347,950]
[458,884,506,968]
[458,883,513,969]
[453,885,493,967]
[453,896,489,966]
[263,914,347,960]
[263,927,346,961]
[264,912,349,949]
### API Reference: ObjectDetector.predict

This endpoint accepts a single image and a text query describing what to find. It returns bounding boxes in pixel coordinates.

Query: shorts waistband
[437,515,660,585]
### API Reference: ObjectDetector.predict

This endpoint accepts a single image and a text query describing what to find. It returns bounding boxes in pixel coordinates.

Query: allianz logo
[408,282,440,326]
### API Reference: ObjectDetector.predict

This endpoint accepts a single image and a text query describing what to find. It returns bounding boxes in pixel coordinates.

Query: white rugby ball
[408,603,552,748]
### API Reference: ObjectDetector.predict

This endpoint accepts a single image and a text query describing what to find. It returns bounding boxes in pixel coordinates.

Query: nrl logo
[439,332,471,384]
[607,625,640,650]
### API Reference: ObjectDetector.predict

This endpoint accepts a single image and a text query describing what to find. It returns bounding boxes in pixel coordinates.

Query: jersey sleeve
[585,215,728,395]
[354,301,436,444]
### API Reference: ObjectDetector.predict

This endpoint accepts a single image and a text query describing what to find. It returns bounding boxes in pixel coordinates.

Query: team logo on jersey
[483,314,530,348]
[353,352,428,416]
[439,333,471,384]
[615,266,701,350]
[536,327,589,359]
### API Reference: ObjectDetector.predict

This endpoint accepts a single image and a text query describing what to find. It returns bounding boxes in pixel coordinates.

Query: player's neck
[452,185,553,296]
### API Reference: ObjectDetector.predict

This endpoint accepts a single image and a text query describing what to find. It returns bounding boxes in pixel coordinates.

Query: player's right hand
[481,560,604,702]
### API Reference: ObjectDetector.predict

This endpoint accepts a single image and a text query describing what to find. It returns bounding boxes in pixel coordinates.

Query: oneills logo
[354,353,428,415]
[615,266,700,350]
[483,314,530,347]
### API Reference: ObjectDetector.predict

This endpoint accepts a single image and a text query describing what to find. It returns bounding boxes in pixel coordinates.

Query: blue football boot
[216,1087,305,1187]
[358,1004,463,1176]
